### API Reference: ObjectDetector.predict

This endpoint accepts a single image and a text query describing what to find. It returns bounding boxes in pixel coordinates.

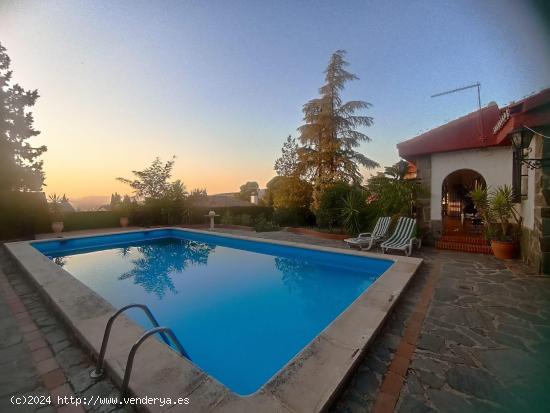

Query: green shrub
[254,214,279,232]
[237,213,252,226]
[315,182,352,229]
[0,191,50,240]
[187,206,273,225]
[266,176,312,209]
[365,171,429,218]
[272,207,315,227]
[220,211,234,225]
[314,183,374,234]
[128,198,186,226]
[129,204,274,227]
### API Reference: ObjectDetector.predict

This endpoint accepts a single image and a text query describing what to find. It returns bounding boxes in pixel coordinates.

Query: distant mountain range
[69,195,110,211]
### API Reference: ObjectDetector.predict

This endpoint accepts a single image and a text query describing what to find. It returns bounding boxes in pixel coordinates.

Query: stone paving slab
[392,251,550,413]
[0,247,134,413]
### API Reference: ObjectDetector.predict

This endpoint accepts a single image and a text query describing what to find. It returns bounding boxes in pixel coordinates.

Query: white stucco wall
[430,146,514,220]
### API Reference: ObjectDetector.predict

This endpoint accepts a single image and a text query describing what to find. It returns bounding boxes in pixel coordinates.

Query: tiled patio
[0,247,134,413]
[1,228,549,412]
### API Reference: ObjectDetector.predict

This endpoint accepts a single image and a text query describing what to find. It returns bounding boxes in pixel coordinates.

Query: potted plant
[470,185,521,259]
[48,193,64,233]
[488,185,521,259]
[119,216,129,228]
[118,195,133,227]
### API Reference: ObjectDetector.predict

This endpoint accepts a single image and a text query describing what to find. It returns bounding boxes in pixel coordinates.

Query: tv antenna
[431,82,485,142]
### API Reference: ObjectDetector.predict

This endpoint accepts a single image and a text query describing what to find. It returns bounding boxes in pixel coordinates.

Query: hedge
[272,207,315,227]
[187,206,273,224]
[0,191,50,240]
[63,211,121,231]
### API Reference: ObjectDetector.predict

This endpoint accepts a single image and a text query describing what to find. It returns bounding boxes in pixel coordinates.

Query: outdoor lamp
[510,132,532,151]
[511,130,547,169]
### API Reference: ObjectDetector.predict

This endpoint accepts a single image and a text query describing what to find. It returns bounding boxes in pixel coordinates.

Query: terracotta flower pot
[51,221,64,233]
[490,240,517,259]
[119,217,129,227]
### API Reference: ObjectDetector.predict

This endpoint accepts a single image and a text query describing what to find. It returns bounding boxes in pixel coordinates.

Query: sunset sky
[1,0,549,201]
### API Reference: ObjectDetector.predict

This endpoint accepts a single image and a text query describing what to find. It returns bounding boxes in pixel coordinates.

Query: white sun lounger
[380,216,420,256]
[343,216,392,250]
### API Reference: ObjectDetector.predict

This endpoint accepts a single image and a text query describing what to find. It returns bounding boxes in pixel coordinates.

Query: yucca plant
[341,189,367,236]
[488,185,521,242]
[470,184,521,242]
[470,184,491,240]
[48,193,64,222]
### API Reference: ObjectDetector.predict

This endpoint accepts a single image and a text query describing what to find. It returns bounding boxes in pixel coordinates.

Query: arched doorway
[441,169,486,235]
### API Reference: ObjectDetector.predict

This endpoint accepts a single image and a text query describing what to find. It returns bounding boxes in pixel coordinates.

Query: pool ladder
[89,303,190,399]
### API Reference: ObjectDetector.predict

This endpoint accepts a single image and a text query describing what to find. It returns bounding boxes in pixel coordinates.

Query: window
[512,148,523,202]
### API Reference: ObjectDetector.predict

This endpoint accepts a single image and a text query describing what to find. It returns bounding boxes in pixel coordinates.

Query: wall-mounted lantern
[510,130,550,169]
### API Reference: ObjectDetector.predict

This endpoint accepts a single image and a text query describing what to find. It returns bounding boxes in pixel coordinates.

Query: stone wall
[521,130,550,275]
[413,155,440,245]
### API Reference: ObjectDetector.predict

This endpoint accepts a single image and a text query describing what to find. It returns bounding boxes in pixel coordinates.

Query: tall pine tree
[0,42,46,191]
[297,50,378,205]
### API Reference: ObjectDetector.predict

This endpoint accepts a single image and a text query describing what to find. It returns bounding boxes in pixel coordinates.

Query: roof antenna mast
[431,82,485,142]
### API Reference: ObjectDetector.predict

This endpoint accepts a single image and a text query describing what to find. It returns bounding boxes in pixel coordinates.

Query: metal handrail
[90,303,171,379]
[120,327,190,399]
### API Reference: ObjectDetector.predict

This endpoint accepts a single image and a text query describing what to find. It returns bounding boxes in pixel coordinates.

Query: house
[250,188,268,205]
[192,194,255,208]
[397,88,550,273]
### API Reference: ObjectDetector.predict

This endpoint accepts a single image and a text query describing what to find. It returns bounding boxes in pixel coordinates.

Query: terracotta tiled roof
[397,88,550,160]
[397,104,503,159]
[493,88,550,144]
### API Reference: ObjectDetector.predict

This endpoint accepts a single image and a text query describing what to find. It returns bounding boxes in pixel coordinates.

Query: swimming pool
[32,229,392,395]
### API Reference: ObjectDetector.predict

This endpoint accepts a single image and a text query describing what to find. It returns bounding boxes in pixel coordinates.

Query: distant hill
[70,195,110,211]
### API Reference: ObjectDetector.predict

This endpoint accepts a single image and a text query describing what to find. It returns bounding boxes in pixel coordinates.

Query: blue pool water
[33,229,393,395]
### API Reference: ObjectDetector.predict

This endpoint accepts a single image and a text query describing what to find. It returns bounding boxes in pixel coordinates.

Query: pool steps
[89,303,190,402]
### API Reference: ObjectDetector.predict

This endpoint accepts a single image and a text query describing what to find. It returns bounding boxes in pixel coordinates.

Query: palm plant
[48,193,64,222]
[365,162,428,218]
[470,184,521,242]
[469,183,490,238]
[341,189,367,235]
[488,185,521,241]
[383,160,411,180]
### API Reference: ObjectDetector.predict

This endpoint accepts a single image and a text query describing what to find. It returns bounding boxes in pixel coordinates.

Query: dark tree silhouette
[0,42,47,191]
[117,157,178,200]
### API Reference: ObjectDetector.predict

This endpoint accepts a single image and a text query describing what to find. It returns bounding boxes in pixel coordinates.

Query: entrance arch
[441,169,485,235]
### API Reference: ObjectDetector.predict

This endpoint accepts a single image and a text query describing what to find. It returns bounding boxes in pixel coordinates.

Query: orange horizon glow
[43,151,382,200]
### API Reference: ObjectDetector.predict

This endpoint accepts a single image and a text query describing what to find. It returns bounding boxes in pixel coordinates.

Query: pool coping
[5,227,422,413]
